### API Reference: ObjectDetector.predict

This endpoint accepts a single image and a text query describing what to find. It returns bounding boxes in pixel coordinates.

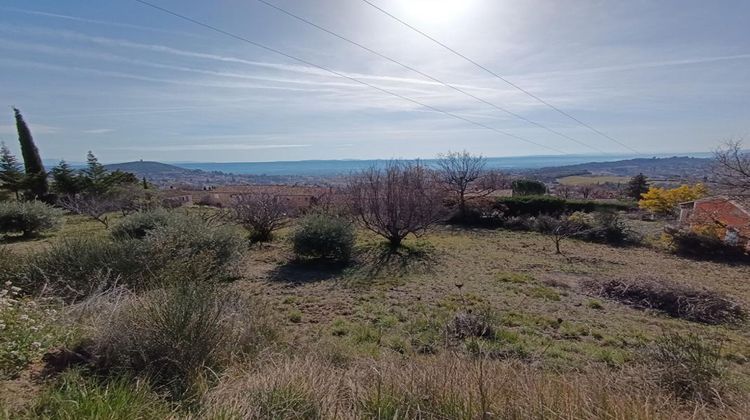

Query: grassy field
[2,211,750,418]
[558,175,630,185]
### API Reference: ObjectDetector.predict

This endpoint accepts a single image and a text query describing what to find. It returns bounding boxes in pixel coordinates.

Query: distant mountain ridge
[525,156,712,180]
[104,161,194,175]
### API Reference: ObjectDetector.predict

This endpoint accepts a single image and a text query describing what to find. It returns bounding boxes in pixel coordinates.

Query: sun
[397,0,477,24]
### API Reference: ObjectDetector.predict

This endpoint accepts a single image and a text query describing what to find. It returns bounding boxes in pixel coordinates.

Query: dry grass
[201,352,748,419]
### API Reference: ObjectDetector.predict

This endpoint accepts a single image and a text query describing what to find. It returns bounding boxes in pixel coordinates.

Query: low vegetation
[589,278,746,325]
[2,140,750,417]
[0,200,63,238]
[292,213,355,262]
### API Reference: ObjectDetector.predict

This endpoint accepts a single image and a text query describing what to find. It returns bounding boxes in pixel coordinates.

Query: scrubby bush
[229,193,290,243]
[666,228,750,262]
[589,278,746,324]
[90,262,277,399]
[495,196,632,217]
[0,200,63,237]
[110,209,175,240]
[292,214,355,262]
[501,216,534,231]
[511,179,547,196]
[649,332,725,402]
[578,211,636,245]
[22,238,150,300]
[144,215,245,272]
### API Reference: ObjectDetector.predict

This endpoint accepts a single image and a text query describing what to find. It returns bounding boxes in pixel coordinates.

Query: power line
[256,0,604,154]
[360,0,642,155]
[132,0,566,153]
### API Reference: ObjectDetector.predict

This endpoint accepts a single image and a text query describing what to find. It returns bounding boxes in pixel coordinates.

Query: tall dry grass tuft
[77,257,279,401]
[201,352,749,419]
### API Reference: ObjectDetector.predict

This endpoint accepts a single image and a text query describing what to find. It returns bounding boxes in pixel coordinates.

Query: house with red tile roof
[679,196,750,247]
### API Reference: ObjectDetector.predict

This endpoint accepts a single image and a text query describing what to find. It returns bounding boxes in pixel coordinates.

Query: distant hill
[525,156,712,181]
[104,161,193,176]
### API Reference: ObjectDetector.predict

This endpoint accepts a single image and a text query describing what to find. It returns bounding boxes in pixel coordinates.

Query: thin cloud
[0,124,58,134]
[0,25,495,92]
[106,144,312,152]
[0,7,204,38]
[511,53,750,79]
[83,128,115,134]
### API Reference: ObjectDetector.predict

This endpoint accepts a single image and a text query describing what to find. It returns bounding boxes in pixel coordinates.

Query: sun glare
[397,0,476,24]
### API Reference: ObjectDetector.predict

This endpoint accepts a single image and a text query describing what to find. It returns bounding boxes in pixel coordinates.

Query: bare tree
[555,184,573,199]
[714,140,750,193]
[57,194,120,228]
[577,184,595,199]
[347,160,445,248]
[229,193,290,243]
[548,217,588,254]
[436,151,501,219]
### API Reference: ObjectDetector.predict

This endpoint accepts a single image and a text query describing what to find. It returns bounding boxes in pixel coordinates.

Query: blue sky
[0,0,748,163]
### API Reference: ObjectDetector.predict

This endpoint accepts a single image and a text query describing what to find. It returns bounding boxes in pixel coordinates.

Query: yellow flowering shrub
[638,184,707,215]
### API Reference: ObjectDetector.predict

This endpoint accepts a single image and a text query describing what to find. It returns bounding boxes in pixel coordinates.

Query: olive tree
[347,160,445,248]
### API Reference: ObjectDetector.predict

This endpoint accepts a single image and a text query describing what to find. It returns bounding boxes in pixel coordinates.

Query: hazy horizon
[1,0,748,163]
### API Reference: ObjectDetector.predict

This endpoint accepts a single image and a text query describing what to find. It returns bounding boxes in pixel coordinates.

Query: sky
[0,0,748,163]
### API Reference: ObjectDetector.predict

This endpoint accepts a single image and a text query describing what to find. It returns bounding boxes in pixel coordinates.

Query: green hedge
[494,195,633,217]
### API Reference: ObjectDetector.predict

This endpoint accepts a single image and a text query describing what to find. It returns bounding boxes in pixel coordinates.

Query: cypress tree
[13,108,48,199]
[0,142,24,199]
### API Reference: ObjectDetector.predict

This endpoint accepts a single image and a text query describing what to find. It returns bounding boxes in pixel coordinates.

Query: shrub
[22,238,150,300]
[579,211,635,245]
[448,312,494,339]
[495,196,632,217]
[666,228,750,262]
[292,214,355,262]
[0,200,63,237]
[501,216,534,231]
[649,332,725,402]
[589,278,746,324]
[145,214,245,272]
[511,179,547,196]
[532,214,560,234]
[229,193,290,243]
[91,265,277,399]
[110,209,175,240]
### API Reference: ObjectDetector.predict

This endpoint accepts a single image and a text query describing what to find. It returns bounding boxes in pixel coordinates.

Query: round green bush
[292,214,355,262]
[111,209,176,240]
[0,201,63,237]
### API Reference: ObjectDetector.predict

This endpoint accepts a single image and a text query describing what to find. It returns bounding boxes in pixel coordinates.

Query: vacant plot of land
[558,175,630,185]
[2,213,750,418]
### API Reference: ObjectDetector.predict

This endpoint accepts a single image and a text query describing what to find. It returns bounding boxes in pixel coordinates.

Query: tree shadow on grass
[268,258,349,285]
[350,241,439,280]
[0,232,50,244]
[267,241,439,286]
